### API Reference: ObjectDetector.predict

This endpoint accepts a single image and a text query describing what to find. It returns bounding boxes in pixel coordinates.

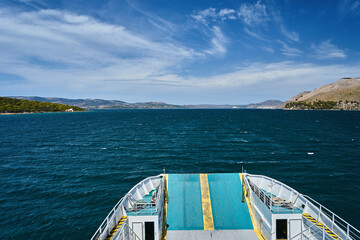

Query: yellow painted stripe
[302,214,339,240]
[199,174,214,230]
[162,174,168,240]
[240,173,265,240]
[106,216,129,240]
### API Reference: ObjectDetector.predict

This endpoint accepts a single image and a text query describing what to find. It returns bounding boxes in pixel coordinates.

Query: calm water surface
[0,109,359,239]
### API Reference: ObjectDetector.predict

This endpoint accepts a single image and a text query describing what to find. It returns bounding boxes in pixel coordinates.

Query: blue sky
[0,0,359,104]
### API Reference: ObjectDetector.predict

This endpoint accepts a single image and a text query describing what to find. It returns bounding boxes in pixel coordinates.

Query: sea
[0,109,359,239]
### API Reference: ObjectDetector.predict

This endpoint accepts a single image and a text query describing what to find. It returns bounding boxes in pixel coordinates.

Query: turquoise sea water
[0,109,359,239]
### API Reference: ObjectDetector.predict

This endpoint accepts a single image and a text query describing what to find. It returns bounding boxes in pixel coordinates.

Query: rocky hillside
[281,78,360,110]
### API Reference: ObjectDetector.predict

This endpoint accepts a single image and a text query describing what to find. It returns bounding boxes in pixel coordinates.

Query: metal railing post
[332,214,335,230]
[347,224,350,240]
[106,217,110,236]
[322,225,325,240]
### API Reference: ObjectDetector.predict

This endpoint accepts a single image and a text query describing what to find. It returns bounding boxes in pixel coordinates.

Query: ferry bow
[91,173,360,240]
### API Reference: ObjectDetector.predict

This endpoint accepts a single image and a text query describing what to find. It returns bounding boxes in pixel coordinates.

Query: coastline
[0,111,86,115]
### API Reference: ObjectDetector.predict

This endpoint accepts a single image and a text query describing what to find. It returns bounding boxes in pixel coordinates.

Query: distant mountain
[280,78,360,110]
[13,96,130,109]
[183,104,247,109]
[245,100,283,109]
[10,96,283,109]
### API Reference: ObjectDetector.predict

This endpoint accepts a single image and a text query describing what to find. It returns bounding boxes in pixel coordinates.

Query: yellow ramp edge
[162,174,168,240]
[239,173,265,240]
[199,174,215,230]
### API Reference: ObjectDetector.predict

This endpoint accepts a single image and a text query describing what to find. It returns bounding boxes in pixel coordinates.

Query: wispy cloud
[191,1,300,49]
[191,2,268,27]
[17,0,46,9]
[204,26,227,55]
[279,26,300,42]
[277,41,302,56]
[0,8,200,93]
[144,62,360,90]
[270,8,300,42]
[190,9,230,56]
[311,40,347,59]
[125,0,178,35]
[191,7,236,25]
[339,0,360,16]
[237,1,268,26]
[219,9,236,20]
[243,27,269,41]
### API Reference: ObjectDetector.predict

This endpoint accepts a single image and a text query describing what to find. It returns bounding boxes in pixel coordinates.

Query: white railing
[127,201,157,216]
[246,177,301,214]
[91,175,164,240]
[111,219,141,240]
[303,195,360,240]
[243,173,360,240]
[91,196,126,240]
[302,215,344,240]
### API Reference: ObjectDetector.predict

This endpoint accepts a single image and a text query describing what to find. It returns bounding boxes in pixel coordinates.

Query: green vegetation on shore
[0,97,85,113]
[285,100,360,110]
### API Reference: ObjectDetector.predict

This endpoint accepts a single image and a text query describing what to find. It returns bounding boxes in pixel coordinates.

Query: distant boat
[91,173,359,240]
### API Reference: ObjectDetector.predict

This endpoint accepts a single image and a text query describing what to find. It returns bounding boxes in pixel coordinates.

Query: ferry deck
[166,173,257,239]
[91,172,360,240]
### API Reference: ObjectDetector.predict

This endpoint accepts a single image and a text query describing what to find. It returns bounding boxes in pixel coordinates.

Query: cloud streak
[0,8,200,85]
[204,26,227,55]
[277,41,302,56]
[311,40,347,59]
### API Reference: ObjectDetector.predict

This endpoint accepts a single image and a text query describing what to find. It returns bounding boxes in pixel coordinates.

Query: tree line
[0,97,85,113]
[285,100,338,110]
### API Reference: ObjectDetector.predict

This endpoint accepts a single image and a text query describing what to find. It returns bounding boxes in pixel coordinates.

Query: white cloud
[191,8,217,25]
[204,26,227,55]
[280,26,300,42]
[0,8,234,99]
[0,8,202,87]
[243,27,269,42]
[311,40,347,59]
[237,1,268,26]
[219,8,236,20]
[277,41,302,56]
[147,62,360,91]
[191,7,237,24]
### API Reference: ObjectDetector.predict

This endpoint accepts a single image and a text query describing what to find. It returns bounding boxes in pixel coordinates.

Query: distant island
[10,96,283,110]
[0,97,85,114]
[4,78,360,112]
[278,78,360,110]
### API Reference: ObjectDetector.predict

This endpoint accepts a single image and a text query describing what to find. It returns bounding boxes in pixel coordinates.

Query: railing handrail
[245,176,300,214]
[90,174,164,240]
[244,173,360,240]
[303,194,360,239]
[303,195,360,234]
[302,214,347,240]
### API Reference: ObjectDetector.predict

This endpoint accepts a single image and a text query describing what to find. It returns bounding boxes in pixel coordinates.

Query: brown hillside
[280,78,360,110]
[296,78,360,102]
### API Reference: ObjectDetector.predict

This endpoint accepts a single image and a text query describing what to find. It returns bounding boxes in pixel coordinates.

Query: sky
[0,0,359,104]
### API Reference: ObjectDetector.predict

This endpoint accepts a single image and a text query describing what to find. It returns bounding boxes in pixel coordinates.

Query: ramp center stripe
[199,174,214,230]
